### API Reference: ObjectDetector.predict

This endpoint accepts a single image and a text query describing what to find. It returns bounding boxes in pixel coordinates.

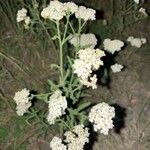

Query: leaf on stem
[77,102,91,112]
[51,64,61,71]
[51,35,58,40]
[67,56,73,67]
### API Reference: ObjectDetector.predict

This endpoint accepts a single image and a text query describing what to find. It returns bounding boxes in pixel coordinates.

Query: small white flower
[64,2,78,14]
[103,38,124,54]
[89,102,115,135]
[13,88,31,116]
[24,16,31,29]
[134,0,140,4]
[64,125,89,150]
[81,75,97,89]
[41,0,65,20]
[75,6,96,21]
[50,136,67,150]
[69,33,97,48]
[111,63,123,73]
[141,38,147,44]
[102,19,107,26]
[41,6,51,19]
[24,16,31,25]
[16,102,31,116]
[139,7,148,17]
[47,90,67,124]
[16,8,27,22]
[127,36,147,48]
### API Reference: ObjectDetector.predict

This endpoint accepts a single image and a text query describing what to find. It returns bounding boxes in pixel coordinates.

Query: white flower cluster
[64,125,89,150]
[103,38,124,54]
[41,1,65,20]
[139,7,148,17]
[134,0,140,4]
[75,6,96,21]
[13,88,31,116]
[16,8,31,28]
[69,33,97,48]
[50,125,89,150]
[41,1,96,21]
[111,63,123,73]
[89,102,115,135]
[127,36,147,48]
[50,136,67,150]
[64,2,78,14]
[47,90,67,125]
[73,48,105,89]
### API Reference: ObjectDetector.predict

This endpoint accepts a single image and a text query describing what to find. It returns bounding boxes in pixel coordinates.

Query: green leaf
[78,113,87,124]
[51,64,61,71]
[68,109,75,128]
[48,79,58,91]
[75,90,81,99]
[64,69,70,82]
[70,91,78,104]
[51,35,58,40]
[36,94,49,103]
[67,56,73,67]
[77,102,91,112]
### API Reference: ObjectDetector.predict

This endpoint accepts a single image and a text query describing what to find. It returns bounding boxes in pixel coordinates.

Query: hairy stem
[56,21,64,85]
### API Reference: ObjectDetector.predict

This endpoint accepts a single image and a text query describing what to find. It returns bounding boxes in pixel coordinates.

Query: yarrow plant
[13,0,147,149]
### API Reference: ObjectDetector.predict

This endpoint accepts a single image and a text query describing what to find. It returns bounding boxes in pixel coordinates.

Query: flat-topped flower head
[111,63,123,73]
[50,136,67,150]
[73,48,105,89]
[69,33,97,48]
[41,0,65,20]
[73,48,105,80]
[16,8,27,22]
[64,125,89,150]
[13,88,31,116]
[64,2,78,14]
[103,38,124,54]
[134,0,140,4]
[89,102,115,135]
[127,36,147,48]
[47,89,67,124]
[16,8,31,29]
[139,7,148,17]
[75,6,96,21]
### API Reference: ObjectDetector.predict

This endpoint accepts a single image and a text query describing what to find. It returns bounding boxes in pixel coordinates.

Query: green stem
[56,21,64,85]
[73,85,83,93]
[69,21,75,34]
[58,118,71,130]
[30,108,48,128]
[76,19,82,51]
[81,21,87,30]
[32,92,52,97]
[69,19,85,92]
[125,1,135,13]
[62,14,70,44]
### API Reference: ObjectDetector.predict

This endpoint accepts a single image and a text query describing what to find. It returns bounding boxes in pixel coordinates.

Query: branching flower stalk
[13,0,148,149]
[55,20,64,85]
